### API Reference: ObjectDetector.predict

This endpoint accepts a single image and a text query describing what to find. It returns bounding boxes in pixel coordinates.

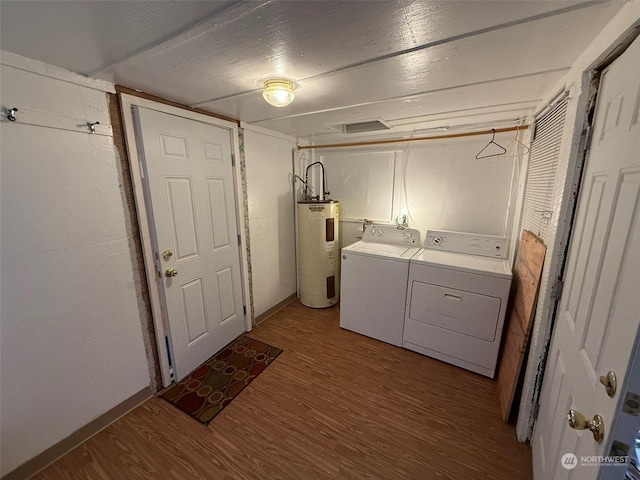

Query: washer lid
[411,248,512,278]
[343,241,421,262]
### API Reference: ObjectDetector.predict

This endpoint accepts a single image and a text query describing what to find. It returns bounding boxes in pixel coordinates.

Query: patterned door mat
[160,335,282,425]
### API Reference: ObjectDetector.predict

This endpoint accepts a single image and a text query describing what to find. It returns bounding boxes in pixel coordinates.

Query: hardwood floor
[36,301,532,480]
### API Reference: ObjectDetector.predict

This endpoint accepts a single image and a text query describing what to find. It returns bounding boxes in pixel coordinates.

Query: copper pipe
[297,125,529,151]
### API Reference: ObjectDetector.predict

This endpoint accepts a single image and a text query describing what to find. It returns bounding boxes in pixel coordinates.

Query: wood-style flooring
[36,301,532,480]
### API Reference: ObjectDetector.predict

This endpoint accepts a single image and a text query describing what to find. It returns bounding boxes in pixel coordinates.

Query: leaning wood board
[497,230,546,422]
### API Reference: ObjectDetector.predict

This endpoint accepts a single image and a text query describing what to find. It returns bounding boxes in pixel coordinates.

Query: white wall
[0,53,150,475]
[516,3,640,441]
[242,124,297,318]
[403,134,518,236]
[320,131,523,247]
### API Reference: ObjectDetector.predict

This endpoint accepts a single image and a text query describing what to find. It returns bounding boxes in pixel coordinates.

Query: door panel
[216,266,236,322]
[206,178,230,249]
[533,35,640,479]
[565,174,605,323]
[203,142,222,162]
[159,133,189,159]
[166,177,199,260]
[135,107,245,380]
[180,277,208,344]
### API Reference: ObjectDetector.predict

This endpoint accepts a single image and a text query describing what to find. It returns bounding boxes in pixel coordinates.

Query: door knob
[599,371,617,398]
[162,250,173,261]
[165,267,178,278]
[566,409,604,442]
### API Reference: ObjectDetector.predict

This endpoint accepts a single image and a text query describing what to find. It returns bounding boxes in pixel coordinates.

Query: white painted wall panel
[243,127,296,318]
[405,133,516,236]
[0,64,149,476]
[322,151,397,222]
[319,132,519,247]
[0,64,113,125]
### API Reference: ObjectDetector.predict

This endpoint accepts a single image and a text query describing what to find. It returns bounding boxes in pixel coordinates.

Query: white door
[532,35,640,479]
[135,107,245,381]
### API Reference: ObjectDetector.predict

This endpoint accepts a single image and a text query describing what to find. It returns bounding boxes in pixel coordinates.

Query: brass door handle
[599,371,617,398]
[165,267,178,278]
[566,409,604,442]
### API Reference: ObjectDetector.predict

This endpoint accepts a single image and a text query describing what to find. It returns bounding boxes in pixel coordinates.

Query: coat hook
[87,121,100,134]
[6,107,18,122]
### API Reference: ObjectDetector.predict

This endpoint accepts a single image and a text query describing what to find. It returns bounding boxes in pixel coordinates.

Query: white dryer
[340,225,421,347]
[403,230,512,378]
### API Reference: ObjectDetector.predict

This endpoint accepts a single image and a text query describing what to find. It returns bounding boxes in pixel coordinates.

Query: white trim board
[119,94,253,387]
[240,122,299,143]
[0,50,115,92]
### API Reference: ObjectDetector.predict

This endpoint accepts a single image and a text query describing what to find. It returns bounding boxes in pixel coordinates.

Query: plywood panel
[497,230,546,422]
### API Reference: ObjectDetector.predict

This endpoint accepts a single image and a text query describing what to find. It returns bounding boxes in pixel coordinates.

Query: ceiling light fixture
[262,78,295,107]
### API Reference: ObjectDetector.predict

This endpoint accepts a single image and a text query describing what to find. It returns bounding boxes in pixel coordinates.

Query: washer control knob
[433,236,443,245]
[403,231,413,239]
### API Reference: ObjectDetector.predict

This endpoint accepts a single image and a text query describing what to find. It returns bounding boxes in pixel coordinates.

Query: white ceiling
[0,1,624,143]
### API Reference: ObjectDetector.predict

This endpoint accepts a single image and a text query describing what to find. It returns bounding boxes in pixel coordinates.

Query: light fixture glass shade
[263,79,295,107]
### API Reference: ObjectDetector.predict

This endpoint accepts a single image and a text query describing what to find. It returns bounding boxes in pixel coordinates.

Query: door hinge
[237,234,242,246]
[231,153,235,166]
[243,305,247,315]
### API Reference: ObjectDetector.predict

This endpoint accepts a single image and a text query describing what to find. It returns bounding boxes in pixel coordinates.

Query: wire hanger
[502,121,530,157]
[475,129,507,159]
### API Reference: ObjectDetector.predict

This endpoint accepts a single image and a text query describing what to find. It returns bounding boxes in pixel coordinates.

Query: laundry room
[1,2,640,480]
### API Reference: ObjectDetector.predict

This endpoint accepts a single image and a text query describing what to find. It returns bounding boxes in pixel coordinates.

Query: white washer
[403,230,512,378]
[340,225,421,347]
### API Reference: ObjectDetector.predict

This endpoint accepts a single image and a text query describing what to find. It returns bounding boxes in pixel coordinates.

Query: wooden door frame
[119,94,253,387]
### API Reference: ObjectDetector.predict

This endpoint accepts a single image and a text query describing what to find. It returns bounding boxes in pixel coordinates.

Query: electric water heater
[297,200,340,308]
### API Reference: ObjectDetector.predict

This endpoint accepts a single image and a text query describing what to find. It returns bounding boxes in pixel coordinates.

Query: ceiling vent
[330,118,392,134]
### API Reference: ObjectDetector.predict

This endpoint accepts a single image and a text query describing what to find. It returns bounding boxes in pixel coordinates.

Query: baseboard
[2,386,152,480]
[254,293,297,325]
